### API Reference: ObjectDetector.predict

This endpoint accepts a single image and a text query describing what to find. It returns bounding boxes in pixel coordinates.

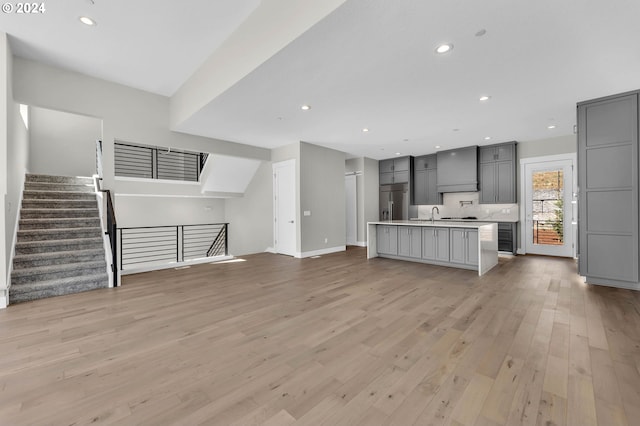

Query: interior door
[273,160,296,256]
[345,174,357,245]
[524,158,575,257]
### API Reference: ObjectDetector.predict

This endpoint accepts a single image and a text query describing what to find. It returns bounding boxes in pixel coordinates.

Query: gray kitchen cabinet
[413,155,442,205]
[437,146,478,192]
[479,142,517,204]
[398,226,422,258]
[498,222,517,254]
[578,90,639,289]
[450,228,478,266]
[422,227,449,262]
[380,156,413,184]
[376,225,398,255]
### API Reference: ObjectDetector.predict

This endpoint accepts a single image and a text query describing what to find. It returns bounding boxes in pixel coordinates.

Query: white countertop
[368,220,497,229]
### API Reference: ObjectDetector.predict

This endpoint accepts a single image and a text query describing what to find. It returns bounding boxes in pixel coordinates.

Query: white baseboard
[296,245,346,259]
[353,241,367,247]
[120,255,234,275]
[264,247,276,253]
[0,292,7,309]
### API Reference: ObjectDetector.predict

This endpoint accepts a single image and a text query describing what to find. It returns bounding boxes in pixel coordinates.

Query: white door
[273,160,296,256]
[523,156,576,257]
[345,174,357,245]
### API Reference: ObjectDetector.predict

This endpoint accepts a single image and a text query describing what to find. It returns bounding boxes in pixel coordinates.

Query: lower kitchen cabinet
[376,225,398,255]
[398,226,422,258]
[450,228,479,266]
[422,227,449,262]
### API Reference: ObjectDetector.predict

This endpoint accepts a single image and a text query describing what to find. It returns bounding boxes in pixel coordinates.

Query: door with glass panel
[524,159,575,257]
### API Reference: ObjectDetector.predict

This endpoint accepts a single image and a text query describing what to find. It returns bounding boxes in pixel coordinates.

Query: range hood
[436,146,478,193]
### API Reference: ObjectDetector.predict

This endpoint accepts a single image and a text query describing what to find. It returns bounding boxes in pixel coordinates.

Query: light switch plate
[304,210,311,216]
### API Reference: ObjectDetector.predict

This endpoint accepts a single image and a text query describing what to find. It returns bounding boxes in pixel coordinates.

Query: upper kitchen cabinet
[436,146,478,192]
[413,154,442,205]
[479,142,517,204]
[380,156,413,184]
[578,90,639,290]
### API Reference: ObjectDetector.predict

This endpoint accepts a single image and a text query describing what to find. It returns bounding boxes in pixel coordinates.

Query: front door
[523,156,575,257]
[273,160,296,256]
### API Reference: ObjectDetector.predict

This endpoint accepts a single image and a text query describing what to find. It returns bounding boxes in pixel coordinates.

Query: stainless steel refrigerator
[379,183,409,220]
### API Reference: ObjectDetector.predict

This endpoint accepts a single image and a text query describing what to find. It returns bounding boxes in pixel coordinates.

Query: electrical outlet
[304,210,311,216]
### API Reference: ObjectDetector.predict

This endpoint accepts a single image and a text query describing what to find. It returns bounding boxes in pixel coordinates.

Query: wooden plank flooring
[1,247,640,425]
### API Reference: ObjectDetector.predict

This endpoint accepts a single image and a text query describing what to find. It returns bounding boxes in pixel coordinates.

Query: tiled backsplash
[415,192,519,221]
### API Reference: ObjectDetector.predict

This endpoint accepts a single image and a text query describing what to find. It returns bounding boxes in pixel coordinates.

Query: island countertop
[368,220,498,229]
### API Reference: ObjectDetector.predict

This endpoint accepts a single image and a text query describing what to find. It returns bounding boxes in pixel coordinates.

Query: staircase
[10,174,109,304]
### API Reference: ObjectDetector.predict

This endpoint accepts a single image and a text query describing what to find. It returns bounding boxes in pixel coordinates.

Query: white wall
[115,196,225,228]
[300,142,345,254]
[12,57,270,197]
[225,161,273,256]
[1,34,30,305]
[362,157,379,242]
[29,106,101,177]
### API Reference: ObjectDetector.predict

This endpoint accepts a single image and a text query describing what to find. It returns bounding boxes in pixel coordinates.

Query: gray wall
[300,142,345,253]
[29,106,101,177]
[115,196,225,228]
[225,161,274,256]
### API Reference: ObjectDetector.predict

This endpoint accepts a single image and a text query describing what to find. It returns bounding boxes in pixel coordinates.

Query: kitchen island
[367,220,498,276]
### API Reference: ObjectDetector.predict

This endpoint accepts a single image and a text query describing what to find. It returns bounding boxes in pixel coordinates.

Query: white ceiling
[0,0,261,96]
[3,0,640,159]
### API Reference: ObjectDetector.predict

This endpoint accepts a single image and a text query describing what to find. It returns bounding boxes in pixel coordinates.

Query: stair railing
[118,223,229,271]
[94,176,119,287]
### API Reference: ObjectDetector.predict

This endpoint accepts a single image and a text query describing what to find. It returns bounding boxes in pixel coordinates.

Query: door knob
[288,220,294,224]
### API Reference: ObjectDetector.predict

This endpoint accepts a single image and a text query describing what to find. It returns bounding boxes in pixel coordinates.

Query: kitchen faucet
[431,206,439,223]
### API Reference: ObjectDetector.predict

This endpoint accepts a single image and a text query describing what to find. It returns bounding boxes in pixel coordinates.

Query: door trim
[519,153,577,257]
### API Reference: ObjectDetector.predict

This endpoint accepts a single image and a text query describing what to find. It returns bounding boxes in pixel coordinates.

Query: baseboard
[0,291,7,309]
[296,246,346,259]
[120,255,234,275]
[264,247,276,253]
[353,241,367,247]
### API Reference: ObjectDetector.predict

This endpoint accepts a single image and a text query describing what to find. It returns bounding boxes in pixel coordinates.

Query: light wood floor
[1,248,640,425]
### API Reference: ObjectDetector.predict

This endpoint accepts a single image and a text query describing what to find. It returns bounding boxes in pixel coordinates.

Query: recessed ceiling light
[403,138,409,142]
[435,145,441,149]
[435,43,453,54]
[79,16,96,26]
[362,128,369,132]
[395,152,401,156]
[484,136,491,140]
[452,128,460,132]
[301,105,311,111]
[479,95,491,101]
[547,125,556,129]
[475,29,487,37]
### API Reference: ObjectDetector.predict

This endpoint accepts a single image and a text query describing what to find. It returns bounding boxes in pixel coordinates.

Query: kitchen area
[367,142,519,276]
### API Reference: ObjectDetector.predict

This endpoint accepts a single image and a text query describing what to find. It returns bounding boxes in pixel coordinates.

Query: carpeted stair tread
[17,227,102,242]
[9,273,109,304]
[23,190,97,200]
[11,259,105,280]
[15,236,103,255]
[20,208,99,219]
[18,217,101,230]
[13,249,105,269]
[21,199,98,209]
[26,174,94,185]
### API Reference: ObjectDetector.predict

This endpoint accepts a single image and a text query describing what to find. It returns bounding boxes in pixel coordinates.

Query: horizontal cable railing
[118,223,228,270]
[114,141,209,182]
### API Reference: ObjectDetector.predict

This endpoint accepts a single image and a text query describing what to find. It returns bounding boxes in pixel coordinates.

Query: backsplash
[415,192,519,222]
